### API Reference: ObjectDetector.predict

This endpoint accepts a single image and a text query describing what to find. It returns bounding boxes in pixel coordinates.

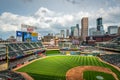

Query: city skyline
[0,0,120,39]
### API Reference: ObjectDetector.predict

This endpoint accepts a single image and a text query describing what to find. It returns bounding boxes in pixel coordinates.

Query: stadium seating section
[98,37,120,51]
[0,42,45,70]
[100,54,120,68]
[0,70,25,80]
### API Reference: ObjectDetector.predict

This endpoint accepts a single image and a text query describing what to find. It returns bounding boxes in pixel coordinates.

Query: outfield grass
[83,71,115,80]
[46,50,61,56]
[17,56,120,80]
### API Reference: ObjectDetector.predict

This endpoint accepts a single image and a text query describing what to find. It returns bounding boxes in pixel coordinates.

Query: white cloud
[85,6,120,31]
[55,14,74,26]
[0,7,120,38]
[34,7,55,18]
[1,24,18,31]
[96,7,120,31]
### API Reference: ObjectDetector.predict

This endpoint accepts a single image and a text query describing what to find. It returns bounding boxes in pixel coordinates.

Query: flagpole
[6,46,9,70]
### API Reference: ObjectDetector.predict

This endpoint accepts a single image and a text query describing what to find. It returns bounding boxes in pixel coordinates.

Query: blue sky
[0,0,120,39]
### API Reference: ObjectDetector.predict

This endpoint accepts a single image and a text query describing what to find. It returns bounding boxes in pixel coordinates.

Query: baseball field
[17,53,120,80]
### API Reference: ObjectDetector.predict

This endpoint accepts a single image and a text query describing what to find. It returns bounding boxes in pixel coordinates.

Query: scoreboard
[16,31,38,42]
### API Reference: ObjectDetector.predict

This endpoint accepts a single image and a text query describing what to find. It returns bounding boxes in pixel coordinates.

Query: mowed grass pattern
[17,56,120,80]
[83,71,115,80]
[46,50,61,56]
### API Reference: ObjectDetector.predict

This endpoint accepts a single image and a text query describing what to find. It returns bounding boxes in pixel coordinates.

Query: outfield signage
[31,32,38,36]
[21,24,37,32]
[16,31,23,42]
[16,31,22,37]
[16,30,38,42]
[27,28,34,32]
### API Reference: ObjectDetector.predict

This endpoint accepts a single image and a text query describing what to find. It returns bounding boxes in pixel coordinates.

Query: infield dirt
[66,66,119,80]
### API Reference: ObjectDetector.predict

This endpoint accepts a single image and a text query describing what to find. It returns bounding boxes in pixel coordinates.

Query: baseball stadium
[0,35,120,80]
[0,24,120,80]
[1,0,120,80]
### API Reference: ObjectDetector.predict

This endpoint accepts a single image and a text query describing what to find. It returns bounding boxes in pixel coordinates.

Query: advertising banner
[21,24,37,32]
[16,31,23,42]
[31,32,38,36]
[22,32,38,42]
[27,27,34,32]
[16,31,22,37]
[22,32,31,42]
[31,32,38,42]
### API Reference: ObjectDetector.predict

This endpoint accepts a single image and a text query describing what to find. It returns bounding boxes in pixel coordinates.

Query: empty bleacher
[100,54,120,68]
[0,41,45,70]
[0,70,25,80]
[97,37,120,52]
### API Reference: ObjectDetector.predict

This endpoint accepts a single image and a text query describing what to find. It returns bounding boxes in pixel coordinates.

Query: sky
[0,0,120,39]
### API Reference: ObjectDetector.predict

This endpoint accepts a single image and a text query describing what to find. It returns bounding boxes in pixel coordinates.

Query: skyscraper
[108,26,118,34]
[66,29,69,38]
[89,28,96,36]
[118,27,120,35]
[81,17,88,41]
[76,24,79,37]
[71,26,75,37]
[60,30,65,38]
[74,27,78,37]
[96,17,104,35]
[97,17,103,31]
[79,28,81,36]
[70,24,79,38]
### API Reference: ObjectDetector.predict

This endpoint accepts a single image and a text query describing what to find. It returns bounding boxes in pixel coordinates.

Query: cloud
[0,12,37,32]
[116,0,120,3]
[94,7,120,30]
[22,0,32,3]
[66,0,85,4]
[0,7,120,39]
[34,7,55,18]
